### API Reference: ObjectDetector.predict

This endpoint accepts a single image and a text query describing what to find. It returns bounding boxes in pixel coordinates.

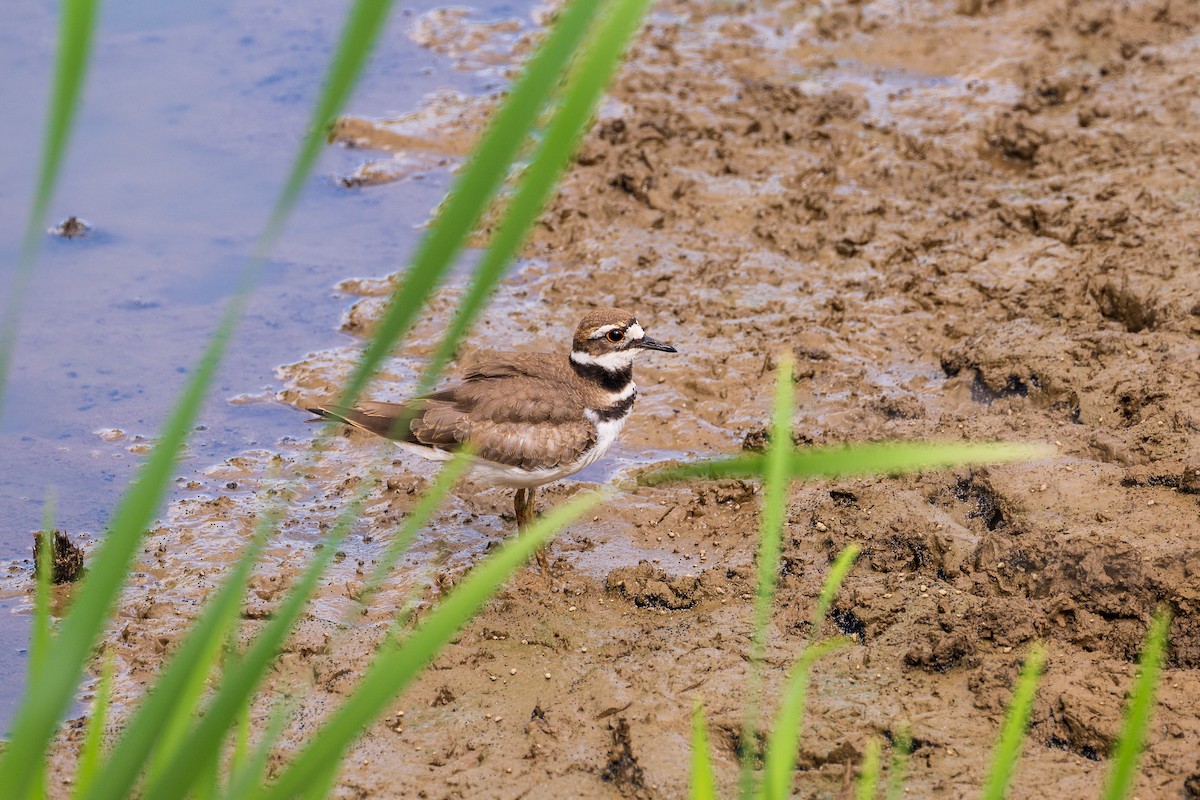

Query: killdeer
[307,308,676,564]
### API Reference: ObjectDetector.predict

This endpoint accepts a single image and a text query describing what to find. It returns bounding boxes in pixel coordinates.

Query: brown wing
[308,353,596,470]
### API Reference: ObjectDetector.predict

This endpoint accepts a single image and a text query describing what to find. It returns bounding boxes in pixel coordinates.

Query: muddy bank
[31,0,1200,797]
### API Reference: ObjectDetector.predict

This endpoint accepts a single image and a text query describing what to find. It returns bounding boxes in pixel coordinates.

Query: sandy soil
[36,0,1200,797]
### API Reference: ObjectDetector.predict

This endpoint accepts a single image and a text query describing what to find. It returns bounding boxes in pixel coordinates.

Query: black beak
[637,335,677,353]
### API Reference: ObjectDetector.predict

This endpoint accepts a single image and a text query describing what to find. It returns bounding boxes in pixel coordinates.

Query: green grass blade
[258,490,606,800]
[761,636,855,800]
[690,700,717,800]
[0,0,98,421]
[416,0,651,399]
[26,498,55,800]
[222,700,292,800]
[136,493,364,800]
[980,643,1046,800]
[77,511,276,800]
[334,0,605,412]
[1100,609,1171,800]
[30,494,57,686]
[71,651,115,800]
[762,544,859,800]
[640,442,1055,487]
[228,713,252,793]
[0,301,242,798]
[740,352,795,798]
[857,737,882,800]
[356,449,474,616]
[811,544,860,631]
[885,728,912,800]
[1,0,395,791]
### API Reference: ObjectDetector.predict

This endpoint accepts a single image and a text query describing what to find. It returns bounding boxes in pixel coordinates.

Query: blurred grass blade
[885,728,912,800]
[77,511,276,800]
[1101,609,1171,800]
[71,651,115,800]
[30,494,57,686]
[0,0,395,792]
[137,494,364,800]
[26,503,54,800]
[222,701,292,800]
[0,304,241,798]
[690,700,717,800]
[812,544,860,631]
[762,636,855,800]
[0,0,97,421]
[980,643,1046,800]
[763,547,859,800]
[259,490,606,800]
[336,0,606,412]
[640,442,1055,487]
[357,449,474,614]
[857,737,882,800]
[416,0,652,399]
[740,351,795,797]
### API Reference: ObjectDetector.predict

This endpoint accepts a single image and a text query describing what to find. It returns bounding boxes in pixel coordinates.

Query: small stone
[510,668,517,675]
[544,672,552,680]
[815,521,828,532]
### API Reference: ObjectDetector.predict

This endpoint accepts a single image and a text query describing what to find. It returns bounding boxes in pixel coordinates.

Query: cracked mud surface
[30,1,1200,797]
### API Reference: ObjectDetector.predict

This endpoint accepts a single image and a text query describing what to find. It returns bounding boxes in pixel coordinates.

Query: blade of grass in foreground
[258,490,606,800]
[26,498,56,800]
[0,0,393,791]
[416,0,652,402]
[0,1,395,793]
[136,492,365,800]
[356,449,474,615]
[71,652,115,800]
[0,0,97,421]
[760,636,854,800]
[79,512,278,800]
[221,700,292,800]
[690,701,717,800]
[857,737,882,800]
[1100,609,1171,800]
[885,728,912,800]
[29,494,57,687]
[762,546,860,800]
[335,0,606,413]
[739,351,795,798]
[980,643,1046,800]
[640,442,1054,487]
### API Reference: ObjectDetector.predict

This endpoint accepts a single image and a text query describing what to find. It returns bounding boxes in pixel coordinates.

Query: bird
[306,308,677,571]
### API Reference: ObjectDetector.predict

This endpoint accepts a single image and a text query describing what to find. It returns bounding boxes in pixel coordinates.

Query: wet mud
[29,0,1200,797]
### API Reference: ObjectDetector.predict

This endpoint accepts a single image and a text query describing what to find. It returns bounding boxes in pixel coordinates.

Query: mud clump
[904,631,977,672]
[32,529,85,584]
[600,718,650,799]
[607,562,700,609]
[1090,278,1159,332]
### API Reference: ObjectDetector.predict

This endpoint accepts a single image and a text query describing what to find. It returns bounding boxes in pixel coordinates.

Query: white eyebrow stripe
[588,324,622,339]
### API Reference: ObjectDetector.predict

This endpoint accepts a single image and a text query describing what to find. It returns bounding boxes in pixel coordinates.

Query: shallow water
[0,0,535,729]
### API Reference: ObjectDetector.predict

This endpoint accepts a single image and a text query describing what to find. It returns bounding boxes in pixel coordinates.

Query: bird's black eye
[606,329,625,343]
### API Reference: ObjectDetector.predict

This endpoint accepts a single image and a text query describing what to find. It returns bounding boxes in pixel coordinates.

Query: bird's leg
[514,487,532,531]
[514,487,551,579]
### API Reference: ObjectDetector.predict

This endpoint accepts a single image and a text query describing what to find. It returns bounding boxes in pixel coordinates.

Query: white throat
[570,348,638,371]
